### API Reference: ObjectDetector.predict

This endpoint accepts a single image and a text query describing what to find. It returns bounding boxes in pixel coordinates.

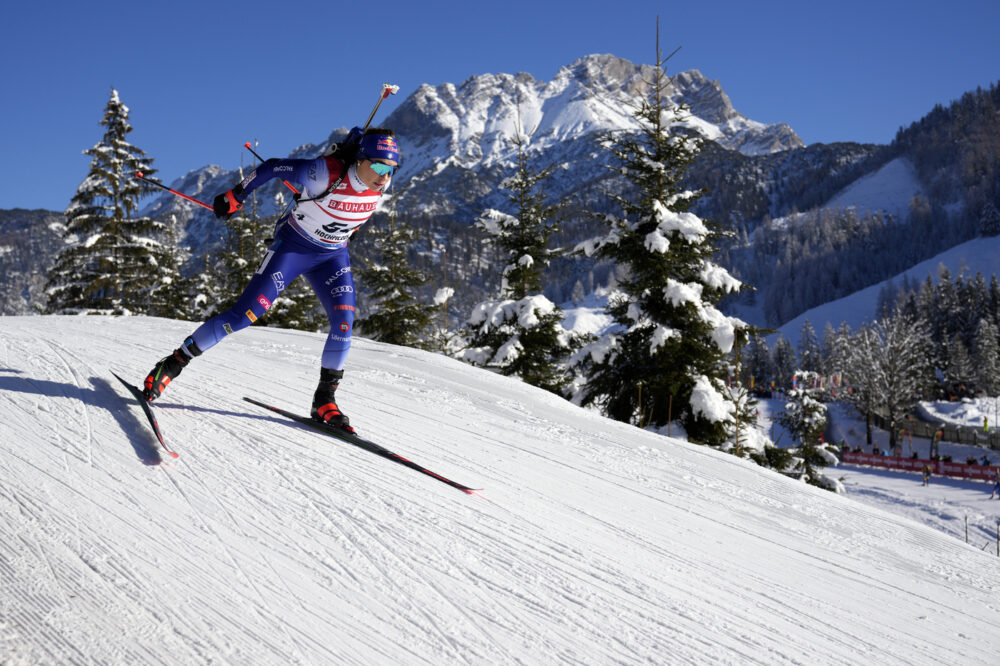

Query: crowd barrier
[842,451,1000,481]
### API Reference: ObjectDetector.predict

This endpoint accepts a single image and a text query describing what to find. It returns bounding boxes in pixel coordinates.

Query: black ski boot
[142,338,201,402]
[311,368,355,433]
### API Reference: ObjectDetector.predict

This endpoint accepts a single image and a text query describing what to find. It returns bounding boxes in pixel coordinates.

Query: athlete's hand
[213,188,243,219]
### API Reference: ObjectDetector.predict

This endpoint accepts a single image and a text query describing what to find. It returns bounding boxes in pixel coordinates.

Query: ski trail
[159,465,309,664]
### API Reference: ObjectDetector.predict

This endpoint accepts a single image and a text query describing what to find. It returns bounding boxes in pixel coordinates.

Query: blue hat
[359,133,399,163]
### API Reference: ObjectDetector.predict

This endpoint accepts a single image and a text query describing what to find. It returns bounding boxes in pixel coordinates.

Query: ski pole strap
[223,189,242,213]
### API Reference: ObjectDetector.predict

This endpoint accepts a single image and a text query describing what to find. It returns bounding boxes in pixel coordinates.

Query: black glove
[213,186,244,219]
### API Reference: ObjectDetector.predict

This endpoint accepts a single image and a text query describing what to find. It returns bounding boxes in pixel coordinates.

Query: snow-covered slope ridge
[1,316,998,664]
[775,233,1000,348]
[824,156,924,218]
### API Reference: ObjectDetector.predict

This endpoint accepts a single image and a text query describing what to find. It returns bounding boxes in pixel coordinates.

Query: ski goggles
[366,160,396,176]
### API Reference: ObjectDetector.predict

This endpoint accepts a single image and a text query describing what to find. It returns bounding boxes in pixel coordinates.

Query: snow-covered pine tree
[870,313,935,450]
[354,186,437,348]
[979,201,1000,236]
[771,336,797,390]
[745,331,771,390]
[46,88,170,314]
[460,126,576,395]
[973,318,1000,395]
[841,325,881,447]
[797,319,821,372]
[778,370,840,491]
[944,334,975,392]
[575,29,745,443]
[147,213,194,319]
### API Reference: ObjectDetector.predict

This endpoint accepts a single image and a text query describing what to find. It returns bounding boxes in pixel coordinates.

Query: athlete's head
[358,129,399,164]
[357,128,398,190]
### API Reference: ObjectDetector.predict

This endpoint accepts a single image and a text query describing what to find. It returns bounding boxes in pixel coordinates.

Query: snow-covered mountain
[2,315,999,663]
[390,54,802,175]
[140,54,804,253]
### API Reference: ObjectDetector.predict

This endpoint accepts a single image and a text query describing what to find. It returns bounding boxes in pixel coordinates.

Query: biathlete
[139,128,400,433]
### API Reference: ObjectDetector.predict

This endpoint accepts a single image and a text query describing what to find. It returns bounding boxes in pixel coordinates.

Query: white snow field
[1,316,999,665]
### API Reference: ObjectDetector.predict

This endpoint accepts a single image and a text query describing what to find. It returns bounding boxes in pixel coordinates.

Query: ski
[112,372,179,459]
[243,397,479,495]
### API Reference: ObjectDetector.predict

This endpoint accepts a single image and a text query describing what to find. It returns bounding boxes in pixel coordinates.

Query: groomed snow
[1,316,999,664]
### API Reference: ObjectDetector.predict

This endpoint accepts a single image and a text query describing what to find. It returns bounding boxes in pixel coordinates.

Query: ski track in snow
[1,315,1000,664]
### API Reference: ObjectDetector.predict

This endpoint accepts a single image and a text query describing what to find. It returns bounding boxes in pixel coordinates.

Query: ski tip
[463,488,485,498]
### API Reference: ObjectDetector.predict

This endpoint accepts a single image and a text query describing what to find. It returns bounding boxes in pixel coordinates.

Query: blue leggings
[189,223,356,370]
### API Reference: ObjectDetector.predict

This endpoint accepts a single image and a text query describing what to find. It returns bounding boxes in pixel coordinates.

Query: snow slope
[824,156,924,220]
[774,233,1000,348]
[2,316,999,664]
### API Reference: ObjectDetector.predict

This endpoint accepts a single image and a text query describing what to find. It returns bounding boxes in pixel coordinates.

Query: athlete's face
[358,158,397,191]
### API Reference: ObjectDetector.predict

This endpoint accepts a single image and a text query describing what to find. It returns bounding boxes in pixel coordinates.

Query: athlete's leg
[143,227,317,400]
[303,248,356,429]
[304,247,356,371]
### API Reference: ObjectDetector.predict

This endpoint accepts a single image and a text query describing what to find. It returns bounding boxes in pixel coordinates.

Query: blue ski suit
[187,155,388,370]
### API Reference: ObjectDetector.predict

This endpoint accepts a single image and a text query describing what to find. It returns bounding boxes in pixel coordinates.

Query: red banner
[842,451,999,481]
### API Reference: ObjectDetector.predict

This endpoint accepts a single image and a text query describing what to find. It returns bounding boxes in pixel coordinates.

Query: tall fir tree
[460,126,576,395]
[47,88,170,314]
[973,318,1000,395]
[771,336,797,390]
[779,370,838,491]
[979,201,1000,236]
[841,325,881,447]
[575,27,744,443]
[147,213,194,319]
[797,319,821,372]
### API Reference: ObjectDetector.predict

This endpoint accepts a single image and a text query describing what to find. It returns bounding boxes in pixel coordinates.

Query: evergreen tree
[355,187,438,347]
[979,201,1000,236]
[875,314,935,450]
[460,126,576,395]
[819,322,840,375]
[46,88,169,314]
[771,336,797,389]
[576,29,744,442]
[148,213,194,319]
[744,330,771,391]
[944,334,975,390]
[797,319,821,372]
[973,318,1000,395]
[779,370,838,491]
[842,325,881,447]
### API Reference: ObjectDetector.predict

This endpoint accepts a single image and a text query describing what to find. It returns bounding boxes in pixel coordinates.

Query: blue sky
[2,0,997,211]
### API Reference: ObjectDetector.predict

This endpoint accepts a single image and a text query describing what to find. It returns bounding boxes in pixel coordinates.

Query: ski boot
[142,339,201,402]
[311,368,355,434]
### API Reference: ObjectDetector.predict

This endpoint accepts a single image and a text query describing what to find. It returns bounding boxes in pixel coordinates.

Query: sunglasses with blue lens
[367,161,396,176]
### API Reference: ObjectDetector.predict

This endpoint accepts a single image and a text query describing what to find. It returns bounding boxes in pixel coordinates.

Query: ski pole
[243,142,299,195]
[135,172,213,211]
[362,83,400,131]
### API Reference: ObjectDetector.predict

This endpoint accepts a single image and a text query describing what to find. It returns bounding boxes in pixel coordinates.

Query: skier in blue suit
[140,129,400,433]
